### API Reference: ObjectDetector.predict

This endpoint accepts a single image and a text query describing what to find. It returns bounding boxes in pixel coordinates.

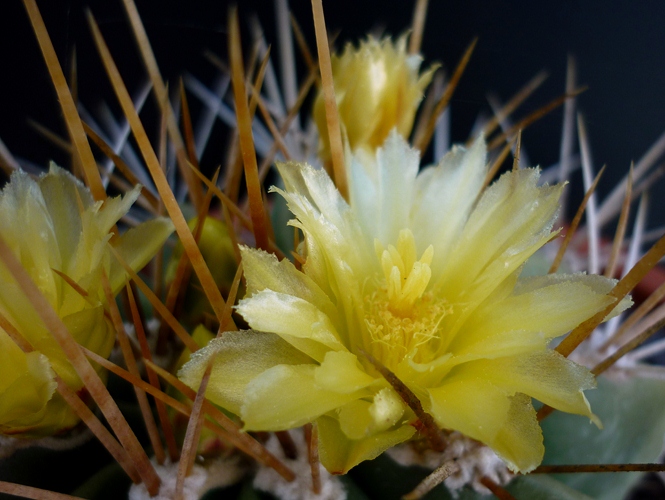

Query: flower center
[378,228,433,316]
[364,229,450,368]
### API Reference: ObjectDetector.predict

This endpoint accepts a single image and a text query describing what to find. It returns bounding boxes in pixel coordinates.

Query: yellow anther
[376,229,434,315]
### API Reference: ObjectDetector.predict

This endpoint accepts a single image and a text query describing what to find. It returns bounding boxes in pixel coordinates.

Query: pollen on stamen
[363,288,452,369]
[376,229,435,316]
[364,230,452,369]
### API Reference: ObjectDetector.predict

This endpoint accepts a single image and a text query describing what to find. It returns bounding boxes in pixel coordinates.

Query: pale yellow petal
[465,351,599,424]
[240,246,338,323]
[38,164,89,269]
[368,387,405,433]
[435,169,563,306]
[491,393,544,473]
[413,135,487,268]
[430,377,544,471]
[242,364,364,431]
[349,131,420,246]
[314,351,376,393]
[94,184,141,236]
[273,161,374,277]
[0,330,56,432]
[338,399,374,439]
[178,330,312,416]
[0,170,60,304]
[429,378,511,446]
[317,413,415,474]
[449,273,621,358]
[237,290,344,362]
[108,217,174,293]
[330,387,405,440]
[173,324,216,374]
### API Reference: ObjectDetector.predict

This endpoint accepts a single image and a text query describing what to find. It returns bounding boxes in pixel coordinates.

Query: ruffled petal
[435,169,563,307]
[178,330,312,416]
[94,184,141,237]
[349,131,420,246]
[273,161,375,281]
[412,135,487,269]
[0,170,60,305]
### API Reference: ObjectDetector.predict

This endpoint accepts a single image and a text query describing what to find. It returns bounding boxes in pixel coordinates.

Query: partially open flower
[313,36,436,160]
[180,132,629,475]
[0,165,173,437]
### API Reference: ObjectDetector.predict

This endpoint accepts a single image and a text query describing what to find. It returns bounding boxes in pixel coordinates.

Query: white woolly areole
[129,459,207,500]
[253,429,346,500]
[201,454,248,492]
[386,432,512,495]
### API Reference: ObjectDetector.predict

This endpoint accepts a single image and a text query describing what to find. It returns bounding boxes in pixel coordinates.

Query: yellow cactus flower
[180,132,629,474]
[0,165,174,437]
[313,36,436,160]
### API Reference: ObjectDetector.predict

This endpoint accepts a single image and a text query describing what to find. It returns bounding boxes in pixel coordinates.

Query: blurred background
[1,0,664,227]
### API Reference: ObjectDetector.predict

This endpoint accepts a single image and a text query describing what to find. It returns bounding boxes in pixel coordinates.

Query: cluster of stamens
[364,229,450,368]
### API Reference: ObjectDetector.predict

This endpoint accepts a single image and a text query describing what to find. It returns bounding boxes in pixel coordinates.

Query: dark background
[1,0,664,228]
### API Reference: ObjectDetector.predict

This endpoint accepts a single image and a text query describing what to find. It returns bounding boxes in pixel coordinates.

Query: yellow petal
[240,246,338,323]
[242,364,364,431]
[449,273,621,359]
[338,399,374,439]
[314,351,376,393]
[273,161,374,281]
[94,184,141,237]
[0,170,60,305]
[237,290,344,362]
[369,387,405,433]
[429,377,510,444]
[492,393,544,473]
[0,331,57,434]
[317,413,415,474]
[178,330,311,416]
[413,135,487,269]
[38,164,90,271]
[173,324,216,374]
[336,388,405,440]
[108,217,175,294]
[348,131,420,245]
[465,351,599,425]
[428,377,544,473]
[435,169,563,306]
